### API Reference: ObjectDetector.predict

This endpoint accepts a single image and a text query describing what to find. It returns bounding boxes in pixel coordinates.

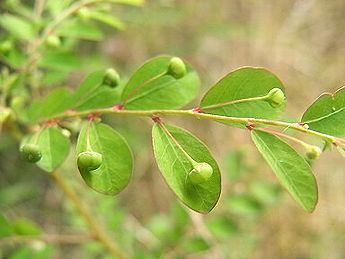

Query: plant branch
[50,171,128,258]
[254,127,315,149]
[49,108,345,146]
[0,234,90,247]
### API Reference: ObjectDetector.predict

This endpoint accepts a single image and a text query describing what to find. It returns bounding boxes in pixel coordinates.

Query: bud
[306,146,322,160]
[45,35,61,48]
[77,151,103,171]
[0,107,15,123]
[266,88,285,108]
[20,144,42,163]
[0,40,13,54]
[103,68,120,88]
[167,57,187,79]
[188,162,213,185]
[77,7,91,20]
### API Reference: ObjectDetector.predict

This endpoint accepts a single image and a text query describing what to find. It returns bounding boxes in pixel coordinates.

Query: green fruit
[167,57,187,79]
[45,35,61,48]
[0,40,13,54]
[188,162,213,184]
[77,151,103,171]
[20,144,42,163]
[306,146,322,160]
[77,7,91,20]
[0,107,15,123]
[103,68,120,88]
[266,88,285,108]
[10,96,25,111]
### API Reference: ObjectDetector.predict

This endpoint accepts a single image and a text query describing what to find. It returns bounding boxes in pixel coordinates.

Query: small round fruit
[103,68,120,88]
[0,40,13,54]
[188,162,213,185]
[20,144,42,163]
[167,57,187,79]
[77,7,91,20]
[77,151,103,171]
[306,146,322,160]
[45,35,61,48]
[266,88,285,108]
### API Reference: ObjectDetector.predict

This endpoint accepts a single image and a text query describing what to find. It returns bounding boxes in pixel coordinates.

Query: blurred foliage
[1,0,345,258]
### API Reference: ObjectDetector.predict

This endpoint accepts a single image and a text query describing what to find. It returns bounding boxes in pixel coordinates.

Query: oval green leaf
[121,56,200,110]
[27,88,74,123]
[20,127,71,172]
[152,123,221,213]
[251,130,318,212]
[301,86,345,137]
[72,70,122,111]
[200,67,285,126]
[37,127,70,172]
[76,122,133,195]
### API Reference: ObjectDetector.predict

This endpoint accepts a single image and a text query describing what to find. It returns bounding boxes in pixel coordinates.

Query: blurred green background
[1,0,345,258]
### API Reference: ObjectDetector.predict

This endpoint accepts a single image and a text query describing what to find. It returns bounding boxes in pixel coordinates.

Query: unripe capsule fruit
[306,146,322,160]
[188,162,213,185]
[103,68,120,88]
[266,88,285,108]
[167,57,187,79]
[0,40,13,53]
[45,35,61,48]
[77,151,103,171]
[20,144,42,163]
[77,7,91,20]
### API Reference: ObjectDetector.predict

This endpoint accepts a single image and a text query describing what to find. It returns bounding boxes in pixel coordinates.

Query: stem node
[152,115,161,123]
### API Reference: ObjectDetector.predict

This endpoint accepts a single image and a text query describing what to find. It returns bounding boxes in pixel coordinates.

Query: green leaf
[72,70,121,111]
[152,123,221,213]
[0,214,13,237]
[39,51,81,71]
[200,67,285,127]
[76,122,133,195]
[12,218,41,236]
[0,14,36,40]
[121,56,200,110]
[226,195,262,216]
[37,127,70,172]
[46,0,74,16]
[89,11,125,30]
[251,130,318,212]
[22,127,70,172]
[301,86,345,137]
[182,237,210,253]
[57,18,104,41]
[41,71,69,86]
[205,216,238,239]
[0,45,26,68]
[27,88,75,122]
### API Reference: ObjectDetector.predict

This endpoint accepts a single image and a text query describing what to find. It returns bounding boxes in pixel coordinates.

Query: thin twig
[0,234,91,247]
[50,171,129,259]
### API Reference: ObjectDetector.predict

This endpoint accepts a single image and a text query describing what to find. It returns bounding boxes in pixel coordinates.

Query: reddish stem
[192,107,204,113]
[151,115,161,123]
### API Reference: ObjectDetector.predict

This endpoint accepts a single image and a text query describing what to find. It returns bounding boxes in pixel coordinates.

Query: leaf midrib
[303,106,345,124]
[253,132,309,209]
[158,125,207,210]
